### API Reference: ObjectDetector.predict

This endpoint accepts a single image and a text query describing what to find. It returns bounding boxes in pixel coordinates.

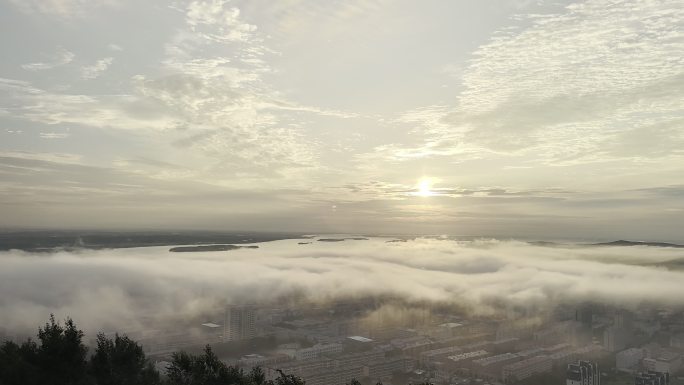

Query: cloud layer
[0,0,682,238]
[2,238,684,336]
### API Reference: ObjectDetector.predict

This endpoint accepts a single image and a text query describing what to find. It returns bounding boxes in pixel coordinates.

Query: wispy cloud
[453,0,684,158]
[21,47,75,71]
[39,132,71,139]
[8,0,119,19]
[80,57,113,80]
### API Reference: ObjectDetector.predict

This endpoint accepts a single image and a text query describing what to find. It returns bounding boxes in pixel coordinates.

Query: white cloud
[358,0,684,199]
[39,132,71,139]
[80,57,113,80]
[21,47,75,71]
[107,43,123,51]
[185,0,257,43]
[8,0,118,19]
[0,150,82,164]
[451,0,684,157]
[0,78,179,131]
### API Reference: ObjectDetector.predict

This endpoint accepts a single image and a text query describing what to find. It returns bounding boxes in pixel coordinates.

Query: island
[169,244,259,252]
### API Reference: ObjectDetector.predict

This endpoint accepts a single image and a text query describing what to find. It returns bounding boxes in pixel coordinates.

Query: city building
[533,321,579,345]
[471,352,521,380]
[566,360,599,385]
[501,355,552,383]
[237,353,291,370]
[294,343,343,360]
[419,345,463,367]
[670,334,684,349]
[635,371,669,385]
[603,325,629,352]
[447,350,490,365]
[550,348,578,367]
[225,305,257,341]
[265,358,333,380]
[643,351,682,374]
[333,350,386,371]
[429,323,464,339]
[363,357,414,381]
[616,348,644,372]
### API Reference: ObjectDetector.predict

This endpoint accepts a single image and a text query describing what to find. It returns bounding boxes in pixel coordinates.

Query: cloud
[3,1,357,180]
[107,43,123,52]
[185,0,257,43]
[381,0,684,167]
[8,0,118,19]
[81,57,113,80]
[454,0,684,156]
[0,150,82,164]
[1,238,684,336]
[0,78,179,131]
[21,47,75,71]
[39,132,71,139]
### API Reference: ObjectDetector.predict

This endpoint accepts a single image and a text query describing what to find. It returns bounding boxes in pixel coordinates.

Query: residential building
[472,353,521,380]
[294,343,343,360]
[635,371,669,385]
[225,305,256,341]
[643,351,681,374]
[616,348,644,372]
[566,360,599,385]
[603,326,629,352]
[502,355,552,383]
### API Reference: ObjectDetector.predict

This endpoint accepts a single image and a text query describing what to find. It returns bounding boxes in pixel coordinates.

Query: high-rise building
[604,326,629,352]
[224,305,256,341]
[576,305,593,326]
[566,360,600,385]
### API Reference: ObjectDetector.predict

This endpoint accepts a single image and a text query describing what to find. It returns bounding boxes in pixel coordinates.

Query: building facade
[501,356,552,383]
[225,305,257,341]
[566,360,600,385]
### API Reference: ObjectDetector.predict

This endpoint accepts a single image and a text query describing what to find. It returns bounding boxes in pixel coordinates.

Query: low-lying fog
[1,237,683,336]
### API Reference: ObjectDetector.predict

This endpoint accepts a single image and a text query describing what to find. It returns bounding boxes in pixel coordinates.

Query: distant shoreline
[1,230,683,252]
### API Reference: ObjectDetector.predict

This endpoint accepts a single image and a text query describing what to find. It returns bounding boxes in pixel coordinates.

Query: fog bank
[1,237,683,335]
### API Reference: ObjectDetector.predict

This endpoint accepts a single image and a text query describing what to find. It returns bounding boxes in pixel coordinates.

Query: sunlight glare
[417,178,433,197]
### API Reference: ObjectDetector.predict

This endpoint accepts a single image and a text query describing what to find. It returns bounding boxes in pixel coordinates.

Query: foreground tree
[36,315,89,385]
[1,316,309,385]
[166,347,304,385]
[0,338,40,385]
[89,333,160,385]
[167,345,253,385]
[0,315,88,385]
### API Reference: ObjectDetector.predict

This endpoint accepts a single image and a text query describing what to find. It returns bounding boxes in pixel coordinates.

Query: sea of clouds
[1,237,683,336]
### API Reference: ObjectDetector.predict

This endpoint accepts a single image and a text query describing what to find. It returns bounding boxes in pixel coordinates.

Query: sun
[417,178,433,197]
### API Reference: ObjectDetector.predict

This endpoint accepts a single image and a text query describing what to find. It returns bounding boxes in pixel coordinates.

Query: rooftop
[348,336,373,343]
[201,323,221,328]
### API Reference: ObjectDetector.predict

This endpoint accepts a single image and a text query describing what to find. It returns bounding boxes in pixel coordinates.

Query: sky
[0,0,683,240]
[2,237,684,336]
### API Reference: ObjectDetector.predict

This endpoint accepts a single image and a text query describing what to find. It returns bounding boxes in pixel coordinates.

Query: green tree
[36,315,88,385]
[0,339,40,385]
[89,333,160,385]
[167,345,236,385]
[273,369,306,385]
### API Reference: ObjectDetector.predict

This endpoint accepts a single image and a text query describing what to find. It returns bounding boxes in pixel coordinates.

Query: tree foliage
[90,333,160,385]
[0,314,88,385]
[165,346,303,385]
[0,316,308,385]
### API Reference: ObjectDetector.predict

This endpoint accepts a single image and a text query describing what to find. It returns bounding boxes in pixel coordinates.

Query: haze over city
[1,1,683,385]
